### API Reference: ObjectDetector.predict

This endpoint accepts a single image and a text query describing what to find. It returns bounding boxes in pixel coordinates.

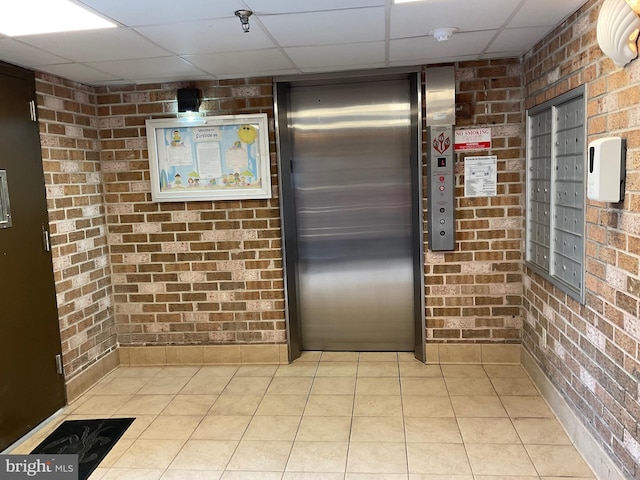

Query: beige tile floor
[10,351,597,480]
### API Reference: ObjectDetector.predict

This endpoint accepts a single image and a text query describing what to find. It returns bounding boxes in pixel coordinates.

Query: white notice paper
[464,156,497,197]
[196,142,222,179]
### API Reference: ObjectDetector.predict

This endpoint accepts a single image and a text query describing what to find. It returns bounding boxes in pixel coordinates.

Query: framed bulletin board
[145,113,271,202]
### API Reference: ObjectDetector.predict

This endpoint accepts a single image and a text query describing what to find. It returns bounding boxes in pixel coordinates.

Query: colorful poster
[153,122,263,193]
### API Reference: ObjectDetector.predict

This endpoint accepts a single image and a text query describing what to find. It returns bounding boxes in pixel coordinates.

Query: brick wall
[95,66,525,347]
[522,1,640,477]
[96,79,285,346]
[36,73,116,380]
[424,60,525,343]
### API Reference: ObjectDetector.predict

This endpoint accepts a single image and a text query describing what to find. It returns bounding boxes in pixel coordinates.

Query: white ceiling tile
[390,0,518,38]
[488,27,555,54]
[185,49,296,76]
[509,0,585,28]
[17,29,171,62]
[259,7,385,47]
[390,31,497,64]
[134,18,275,55]
[34,63,120,84]
[244,0,384,14]
[284,42,385,69]
[77,0,245,26]
[0,0,589,85]
[85,57,204,81]
[0,39,70,67]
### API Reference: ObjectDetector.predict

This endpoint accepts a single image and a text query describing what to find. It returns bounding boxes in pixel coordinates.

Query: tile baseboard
[117,343,520,368]
[119,344,289,366]
[426,343,521,364]
[65,348,119,403]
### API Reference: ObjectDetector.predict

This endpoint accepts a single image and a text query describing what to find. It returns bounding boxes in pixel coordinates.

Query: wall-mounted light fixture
[177,88,201,113]
[597,0,640,67]
[235,9,253,33]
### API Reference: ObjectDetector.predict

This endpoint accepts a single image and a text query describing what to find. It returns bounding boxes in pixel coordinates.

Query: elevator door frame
[275,69,425,363]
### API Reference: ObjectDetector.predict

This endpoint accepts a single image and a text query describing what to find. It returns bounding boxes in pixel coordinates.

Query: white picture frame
[145,113,271,202]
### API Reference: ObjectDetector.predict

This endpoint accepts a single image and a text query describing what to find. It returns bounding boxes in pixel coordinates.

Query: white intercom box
[587,137,626,203]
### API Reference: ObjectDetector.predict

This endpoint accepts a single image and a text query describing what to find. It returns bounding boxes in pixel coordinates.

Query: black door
[0,62,66,451]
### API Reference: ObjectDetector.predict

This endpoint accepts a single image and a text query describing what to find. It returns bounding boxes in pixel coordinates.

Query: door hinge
[29,100,37,122]
[55,354,64,375]
[42,224,51,252]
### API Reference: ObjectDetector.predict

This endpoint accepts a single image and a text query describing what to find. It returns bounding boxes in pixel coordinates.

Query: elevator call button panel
[427,125,455,251]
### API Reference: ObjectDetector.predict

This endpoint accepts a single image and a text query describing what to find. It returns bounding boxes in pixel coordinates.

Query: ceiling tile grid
[0,0,586,85]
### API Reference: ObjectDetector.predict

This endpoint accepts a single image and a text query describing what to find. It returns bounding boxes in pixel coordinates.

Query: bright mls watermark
[0,455,78,479]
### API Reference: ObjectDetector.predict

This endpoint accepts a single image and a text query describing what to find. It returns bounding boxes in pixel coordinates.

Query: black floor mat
[31,418,135,480]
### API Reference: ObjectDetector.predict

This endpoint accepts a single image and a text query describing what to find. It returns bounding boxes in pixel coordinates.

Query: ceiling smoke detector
[429,27,459,42]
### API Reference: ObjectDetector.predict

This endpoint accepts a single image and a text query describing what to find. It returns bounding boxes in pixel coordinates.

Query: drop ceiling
[0,0,586,86]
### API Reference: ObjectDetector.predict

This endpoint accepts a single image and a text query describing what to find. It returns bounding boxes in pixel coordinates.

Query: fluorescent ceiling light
[0,0,116,37]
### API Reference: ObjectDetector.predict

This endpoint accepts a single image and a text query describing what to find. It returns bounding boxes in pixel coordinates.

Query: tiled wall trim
[65,349,119,403]
[425,343,521,364]
[119,344,288,366]
[116,344,520,367]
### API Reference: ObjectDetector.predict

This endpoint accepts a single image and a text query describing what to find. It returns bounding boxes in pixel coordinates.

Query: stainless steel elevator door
[290,79,414,351]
